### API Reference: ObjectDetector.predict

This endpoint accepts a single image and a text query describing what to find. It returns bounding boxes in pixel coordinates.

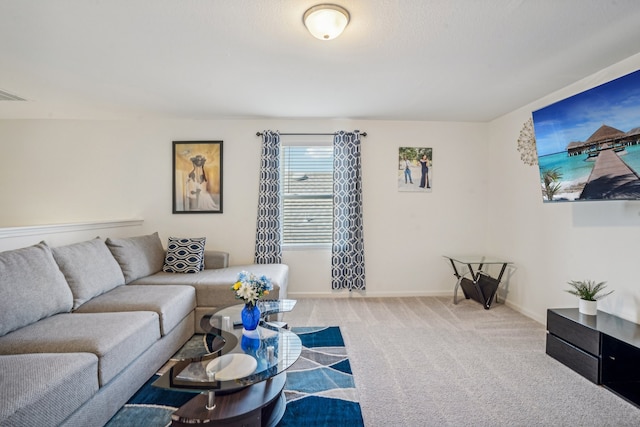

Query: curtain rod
[255,131,367,137]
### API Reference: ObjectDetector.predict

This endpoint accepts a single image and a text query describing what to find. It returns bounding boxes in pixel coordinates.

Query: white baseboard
[287,290,547,326]
[499,300,545,325]
[287,290,453,299]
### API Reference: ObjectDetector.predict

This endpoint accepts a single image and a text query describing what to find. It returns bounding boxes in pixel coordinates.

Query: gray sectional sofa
[0,232,288,427]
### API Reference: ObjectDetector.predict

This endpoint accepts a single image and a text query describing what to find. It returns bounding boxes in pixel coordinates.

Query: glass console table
[444,255,511,310]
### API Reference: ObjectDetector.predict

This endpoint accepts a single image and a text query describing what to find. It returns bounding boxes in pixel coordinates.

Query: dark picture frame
[172,141,223,213]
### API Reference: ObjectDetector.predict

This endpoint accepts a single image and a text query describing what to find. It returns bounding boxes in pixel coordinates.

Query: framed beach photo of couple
[172,141,223,213]
[398,147,432,192]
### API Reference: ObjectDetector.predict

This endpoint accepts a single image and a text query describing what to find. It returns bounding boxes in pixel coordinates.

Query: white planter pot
[579,299,598,316]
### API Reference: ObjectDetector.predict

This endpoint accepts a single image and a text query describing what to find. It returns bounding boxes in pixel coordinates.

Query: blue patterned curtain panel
[254,130,283,264]
[332,131,366,291]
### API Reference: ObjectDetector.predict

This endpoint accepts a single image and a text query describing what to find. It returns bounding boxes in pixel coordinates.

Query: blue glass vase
[241,303,261,331]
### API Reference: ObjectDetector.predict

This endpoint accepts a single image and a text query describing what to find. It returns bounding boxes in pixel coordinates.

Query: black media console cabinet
[546,308,640,407]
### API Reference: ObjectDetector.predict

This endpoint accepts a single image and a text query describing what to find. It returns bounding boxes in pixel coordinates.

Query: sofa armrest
[204,251,229,269]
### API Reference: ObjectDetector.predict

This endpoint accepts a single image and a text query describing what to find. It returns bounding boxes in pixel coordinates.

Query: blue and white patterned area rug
[106,326,364,427]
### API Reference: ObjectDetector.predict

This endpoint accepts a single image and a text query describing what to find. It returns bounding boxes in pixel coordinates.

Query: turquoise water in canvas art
[538,144,640,183]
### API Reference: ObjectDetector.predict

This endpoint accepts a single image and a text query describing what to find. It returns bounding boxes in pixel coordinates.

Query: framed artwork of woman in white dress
[173,141,223,213]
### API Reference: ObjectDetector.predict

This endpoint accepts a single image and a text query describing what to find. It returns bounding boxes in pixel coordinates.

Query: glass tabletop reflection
[153,300,300,395]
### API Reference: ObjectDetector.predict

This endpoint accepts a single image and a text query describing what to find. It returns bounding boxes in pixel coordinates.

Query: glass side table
[444,255,512,309]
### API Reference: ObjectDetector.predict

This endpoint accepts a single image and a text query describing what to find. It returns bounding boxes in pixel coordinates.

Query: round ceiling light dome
[303,4,350,40]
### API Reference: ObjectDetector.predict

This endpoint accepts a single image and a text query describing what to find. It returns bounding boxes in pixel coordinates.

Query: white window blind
[281,146,333,245]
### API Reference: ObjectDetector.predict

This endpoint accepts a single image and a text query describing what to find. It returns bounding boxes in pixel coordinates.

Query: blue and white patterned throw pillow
[162,237,206,273]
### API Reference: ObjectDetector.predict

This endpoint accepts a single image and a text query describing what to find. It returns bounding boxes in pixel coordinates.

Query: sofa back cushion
[52,238,126,310]
[105,232,165,283]
[0,242,73,336]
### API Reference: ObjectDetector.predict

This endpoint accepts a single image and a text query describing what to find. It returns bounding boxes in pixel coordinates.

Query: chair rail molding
[0,219,144,239]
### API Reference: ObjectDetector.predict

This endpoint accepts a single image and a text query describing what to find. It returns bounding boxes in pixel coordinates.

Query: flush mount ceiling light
[303,4,350,40]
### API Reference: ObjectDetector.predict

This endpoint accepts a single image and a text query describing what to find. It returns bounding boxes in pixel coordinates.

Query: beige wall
[487,52,640,324]
[4,52,640,325]
[0,118,488,300]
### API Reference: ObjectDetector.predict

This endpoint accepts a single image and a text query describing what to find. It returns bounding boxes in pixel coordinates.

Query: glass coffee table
[153,299,301,427]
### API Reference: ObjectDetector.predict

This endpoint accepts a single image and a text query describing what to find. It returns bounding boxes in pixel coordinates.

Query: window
[281,145,333,246]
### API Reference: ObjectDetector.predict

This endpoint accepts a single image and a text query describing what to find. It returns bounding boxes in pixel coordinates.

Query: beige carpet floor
[283,296,640,426]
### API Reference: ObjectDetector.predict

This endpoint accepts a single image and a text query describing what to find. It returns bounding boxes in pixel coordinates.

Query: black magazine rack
[444,256,511,310]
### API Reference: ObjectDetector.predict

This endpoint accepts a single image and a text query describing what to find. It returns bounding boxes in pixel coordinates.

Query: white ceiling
[2,0,640,122]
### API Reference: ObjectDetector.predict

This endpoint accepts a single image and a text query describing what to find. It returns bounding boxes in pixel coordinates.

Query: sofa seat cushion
[0,312,160,386]
[130,264,288,307]
[52,238,126,310]
[74,285,196,336]
[0,352,98,427]
[0,242,73,336]
[105,232,165,284]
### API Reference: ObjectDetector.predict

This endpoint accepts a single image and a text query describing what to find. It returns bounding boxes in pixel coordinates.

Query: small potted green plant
[565,280,613,315]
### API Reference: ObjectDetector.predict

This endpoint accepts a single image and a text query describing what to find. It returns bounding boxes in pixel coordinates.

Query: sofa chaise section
[106,233,289,332]
[131,264,289,332]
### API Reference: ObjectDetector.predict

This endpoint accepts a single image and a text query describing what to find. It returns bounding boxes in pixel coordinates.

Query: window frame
[280,139,333,251]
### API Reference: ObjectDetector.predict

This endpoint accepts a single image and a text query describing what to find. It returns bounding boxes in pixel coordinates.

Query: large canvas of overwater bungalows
[532,68,640,202]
